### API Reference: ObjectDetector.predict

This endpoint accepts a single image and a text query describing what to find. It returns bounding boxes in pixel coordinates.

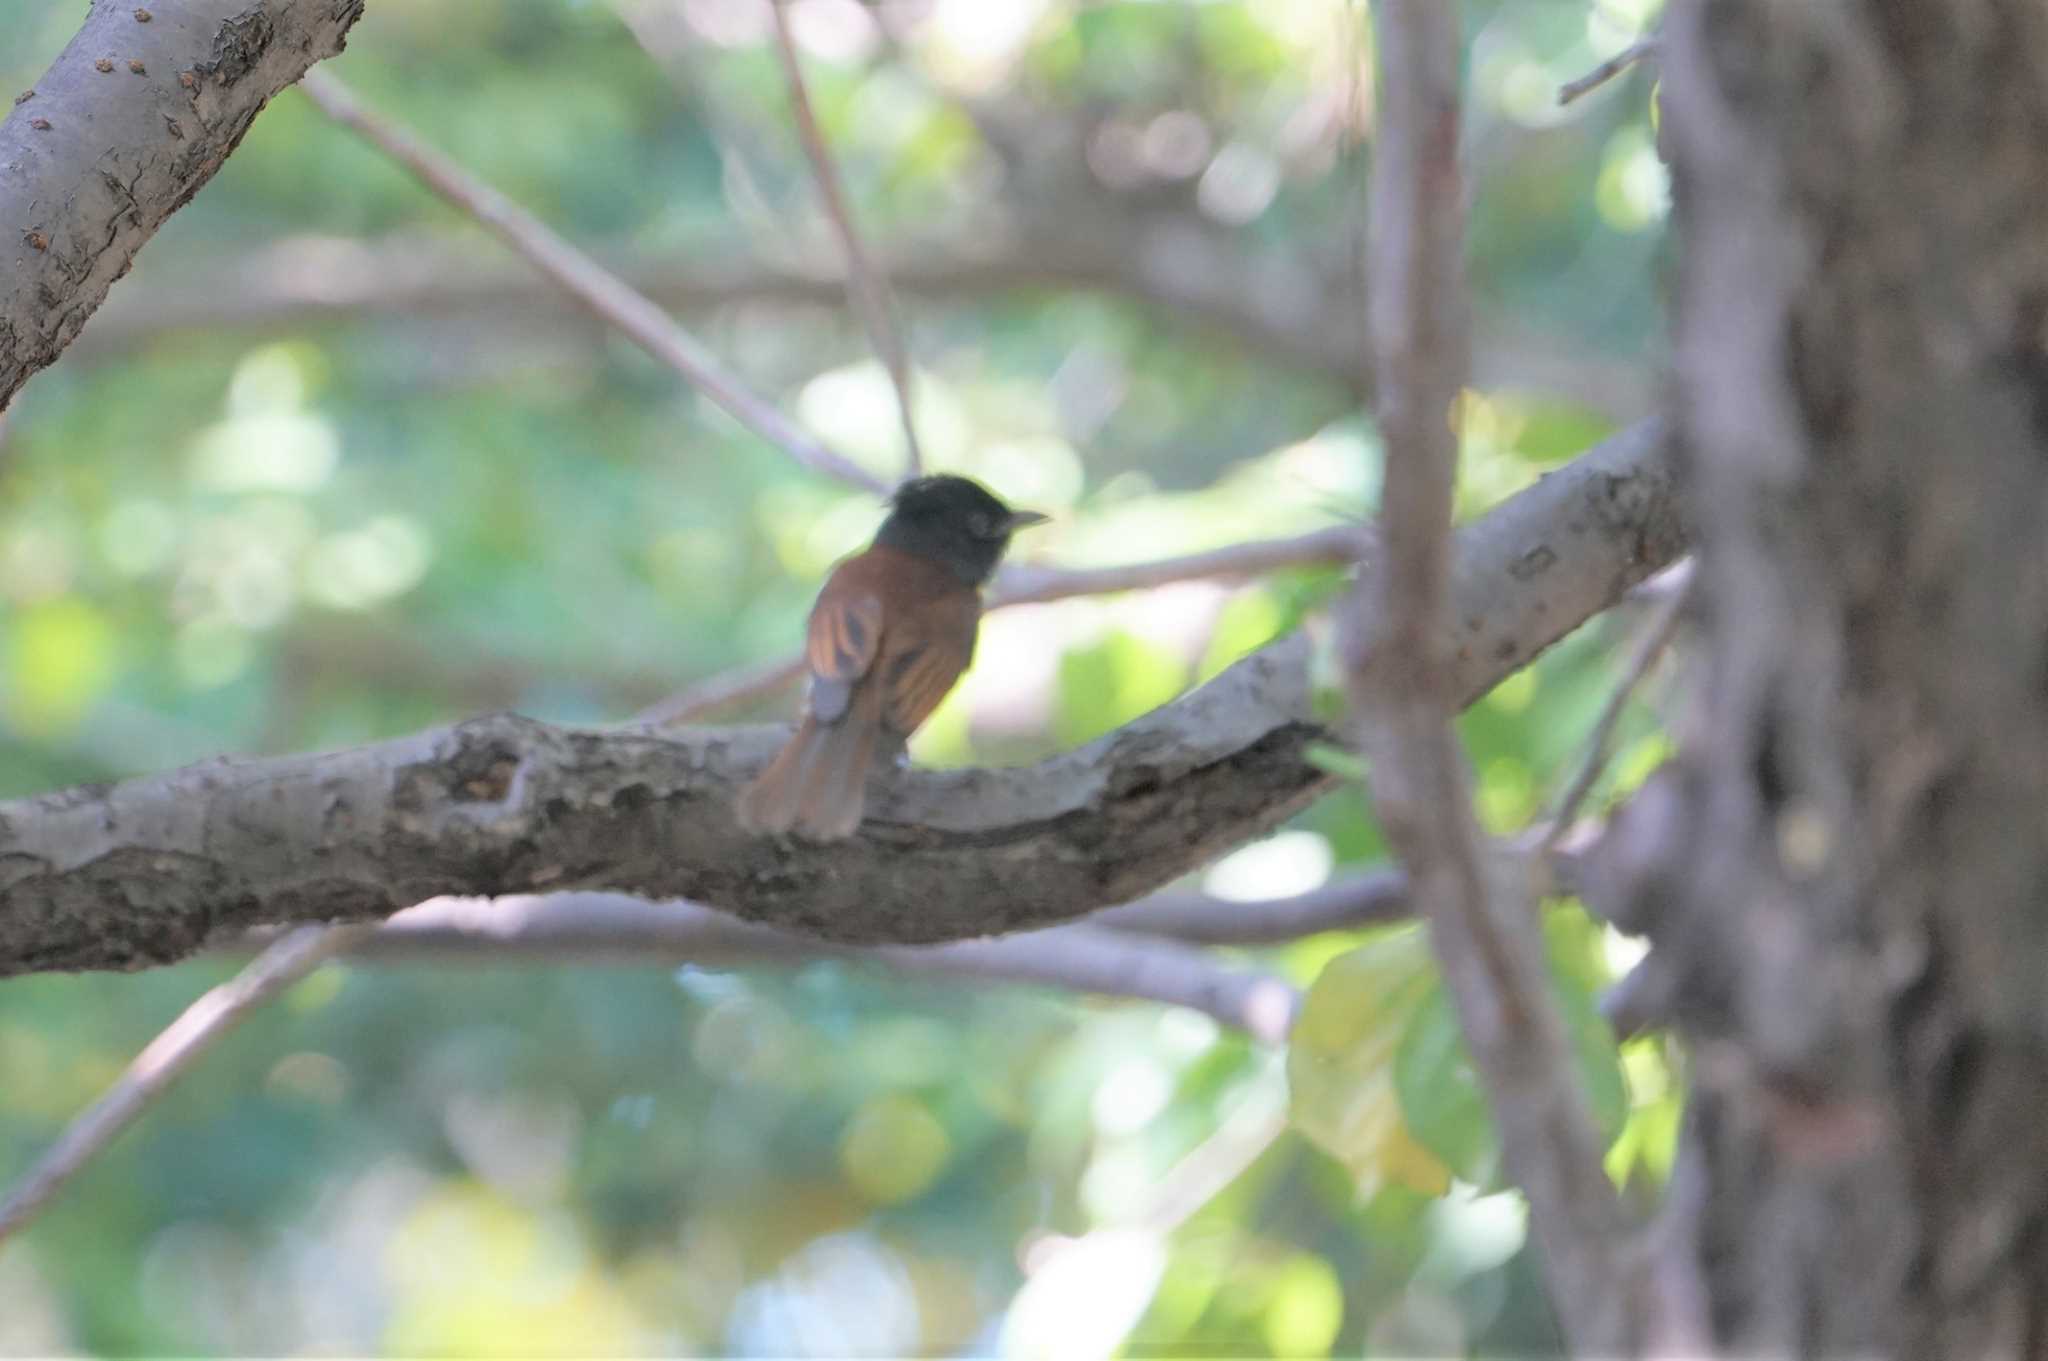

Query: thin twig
[634,522,1366,726]
[768,0,923,478]
[298,71,886,495]
[990,524,1367,606]
[1098,826,1598,944]
[1539,564,1690,855]
[633,654,805,726]
[1346,3,1643,1353]
[1094,868,1411,943]
[0,923,372,1248]
[1132,1065,1289,1234]
[1022,1063,1290,1297]
[1558,36,1659,107]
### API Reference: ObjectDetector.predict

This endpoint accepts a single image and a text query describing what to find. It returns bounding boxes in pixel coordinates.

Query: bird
[736,474,1049,840]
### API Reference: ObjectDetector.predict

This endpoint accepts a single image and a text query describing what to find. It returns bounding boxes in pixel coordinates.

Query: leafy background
[0,1,1675,1355]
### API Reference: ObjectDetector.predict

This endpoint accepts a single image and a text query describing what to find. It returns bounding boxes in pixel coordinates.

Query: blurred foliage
[0,0,1672,1355]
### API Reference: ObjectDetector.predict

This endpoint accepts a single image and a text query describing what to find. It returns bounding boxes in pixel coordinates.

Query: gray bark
[2,0,366,410]
[1641,2,2048,1354]
[0,420,1681,976]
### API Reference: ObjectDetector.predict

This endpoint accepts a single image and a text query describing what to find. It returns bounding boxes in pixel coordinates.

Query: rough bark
[0,421,1682,976]
[1645,2,2048,1355]
[1,0,366,411]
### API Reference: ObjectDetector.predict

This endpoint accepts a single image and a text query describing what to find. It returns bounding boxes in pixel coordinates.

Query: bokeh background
[0,1,1675,1355]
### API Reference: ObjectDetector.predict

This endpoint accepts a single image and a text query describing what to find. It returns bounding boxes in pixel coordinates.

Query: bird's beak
[1004,509,1051,532]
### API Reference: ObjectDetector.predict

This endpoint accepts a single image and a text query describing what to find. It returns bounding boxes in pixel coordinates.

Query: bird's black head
[874,475,1049,585]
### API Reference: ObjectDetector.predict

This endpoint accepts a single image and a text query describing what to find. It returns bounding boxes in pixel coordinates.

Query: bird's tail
[736,707,882,841]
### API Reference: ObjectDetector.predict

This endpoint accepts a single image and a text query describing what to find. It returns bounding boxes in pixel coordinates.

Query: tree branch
[344,893,1300,1043]
[0,884,1301,1249]
[633,523,1368,727]
[68,229,1652,418]
[633,654,808,726]
[1539,563,1690,855]
[296,70,887,495]
[0,418,1679,978]
[990,524,1367,606]
[1344,4,1642,1354]
[0,0,367,411]
[635,402,1676,729]
[1558,37,1659,107]
[768,0,923,476]
[1092,869,1412,944]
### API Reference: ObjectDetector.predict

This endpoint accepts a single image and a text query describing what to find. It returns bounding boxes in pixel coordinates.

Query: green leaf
[1511,399,1615,466]
[1303,742,1367,780]
[1053,630,1189,746]
[1390,924,1631,1187]
[1196,588,1286,682]
[1393,984,1498,1186]
[1287,928,1451,1197]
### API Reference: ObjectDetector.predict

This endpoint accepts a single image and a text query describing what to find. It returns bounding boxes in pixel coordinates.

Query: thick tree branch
[1344,4,1643,1354]
[0,419,1679,978]
[0,0,367,411]
[297,71,886,495]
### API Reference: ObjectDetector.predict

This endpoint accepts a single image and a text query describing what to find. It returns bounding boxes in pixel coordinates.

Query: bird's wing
[878,591,980,736]
[804,577,884,724]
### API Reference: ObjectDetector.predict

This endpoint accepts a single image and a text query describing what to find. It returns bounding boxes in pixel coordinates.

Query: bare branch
[0,923,371,1249]
[990,524,1367,606]
[0,891,1299,1254]
[0,894,1297,1249]
[0,0,367,409]
[66,163,1656,415]
[0,420,1679,978]
[69,229,1654,419]
[1094,869,1412,944]
[1540,563,1691,855]
[633,523,1367,728]
[349,894,1299,1044]
[296,71,886,495]
[768,1,923,477]
[642,406,1672,761]
[634,655,806,726]
[1345,4,1643,1353]
[1558,37,1660,107]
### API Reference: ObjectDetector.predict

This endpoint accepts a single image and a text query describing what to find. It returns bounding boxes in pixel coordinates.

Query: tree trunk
[1650,1,2048,1354]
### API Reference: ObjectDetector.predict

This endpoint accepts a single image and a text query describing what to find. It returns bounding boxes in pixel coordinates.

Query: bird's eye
[969,512,996,538]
